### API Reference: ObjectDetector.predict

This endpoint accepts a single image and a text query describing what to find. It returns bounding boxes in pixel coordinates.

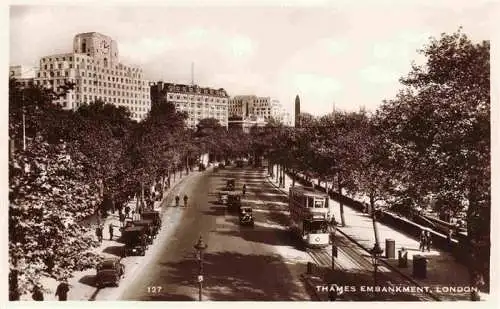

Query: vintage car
[226,178,236,191]
[122,226,147,256]
[141,210,161,235]
[218,162,225,169]
[236,160,244,168]
[218,190,230,204]
[131,219,155,243]
[95,257,125,288]
[227,192,242,213]
[239,206,254,226]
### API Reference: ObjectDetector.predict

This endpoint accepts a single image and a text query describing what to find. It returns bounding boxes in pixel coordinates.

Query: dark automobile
[141,211,161,235]
[218,162,225,169]
[227,192,242,212]
[236,160,244,168]
[131,219,155,243]
[226,178,236,191]
[122,226,147,256]
[239,206,254,226]
[95,258,125,288]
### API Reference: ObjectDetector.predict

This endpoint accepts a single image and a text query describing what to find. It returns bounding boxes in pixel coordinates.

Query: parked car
[218,190,230,204]
[131,219,155,243]
[122,226,147,256]
[218,162,225,169]
[236,160,244,168]
[95,258,125,288]
[141,210,161,235]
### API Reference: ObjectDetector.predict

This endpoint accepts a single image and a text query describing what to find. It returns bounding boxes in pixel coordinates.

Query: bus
[289,186,331,248]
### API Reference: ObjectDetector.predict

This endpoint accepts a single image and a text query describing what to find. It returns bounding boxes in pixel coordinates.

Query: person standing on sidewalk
[109,223,114,240]
[55,279,70,301]
[425,230,432,252]
[125,205,131,218]
[419,230,426,252]
[96,225,103,243]
[32,285,44,301]
[119,211,125,228]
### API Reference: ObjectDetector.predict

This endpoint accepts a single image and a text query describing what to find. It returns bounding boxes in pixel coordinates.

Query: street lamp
[194,235,208,301]
[370,242,383,299]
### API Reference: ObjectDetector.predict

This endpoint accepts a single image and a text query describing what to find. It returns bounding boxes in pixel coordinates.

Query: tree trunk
[276,164,279,183]
[186,156,189,175]
[281,166,286,188]
[338,175,346,226]
[370,192,381,247]
[292,170,296,187]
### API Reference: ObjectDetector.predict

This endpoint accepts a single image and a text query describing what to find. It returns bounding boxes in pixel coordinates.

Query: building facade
[150,81,229,128]
[9,65,36,88]
[34,32,151,121]
[228,115,267,133]
[229,95,292,126]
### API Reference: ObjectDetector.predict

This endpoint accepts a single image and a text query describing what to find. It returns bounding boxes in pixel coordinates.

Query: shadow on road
[158,251,309,301]
[79,274,97,288]
[216,227,298,248]
[102,245,124,257]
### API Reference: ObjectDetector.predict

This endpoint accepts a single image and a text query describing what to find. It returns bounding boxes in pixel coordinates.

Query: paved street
[101,164,436,301]
[118,165,311,301]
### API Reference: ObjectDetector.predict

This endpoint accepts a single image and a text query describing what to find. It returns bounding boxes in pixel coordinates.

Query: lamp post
[194,235,208,301]
[370,242,383,300]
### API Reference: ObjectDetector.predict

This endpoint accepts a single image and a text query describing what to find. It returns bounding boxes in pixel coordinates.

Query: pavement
[268,166,489,301]
[21,168,199,301]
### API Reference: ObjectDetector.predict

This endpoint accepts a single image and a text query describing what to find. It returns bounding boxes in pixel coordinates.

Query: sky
[9,0,494,116]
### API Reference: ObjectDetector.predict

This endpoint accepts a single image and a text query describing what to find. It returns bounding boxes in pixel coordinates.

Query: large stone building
[34,32,151,121]
[150,81,229,128]
[9,65,36,88]
[229,95,292,126]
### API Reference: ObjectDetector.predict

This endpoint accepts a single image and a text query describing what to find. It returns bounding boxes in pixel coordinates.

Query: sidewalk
[267,167,487,301]
[22,168,200,301]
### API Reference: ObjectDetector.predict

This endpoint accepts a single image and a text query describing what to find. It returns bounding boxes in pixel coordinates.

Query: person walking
[109,223,114,240]
[119,211,125,228]
[242,184,247,196]
[183,194,188,207]
[419,230,426,252]
[32,285,44,301]
[175,195,180,207]
[55,280,69,301]
[96,225,103,243]
[425,230,432,252]
[125,205,131,218]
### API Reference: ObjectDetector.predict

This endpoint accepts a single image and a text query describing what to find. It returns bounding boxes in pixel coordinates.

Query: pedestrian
[55,279,69,301]
[119,211,125,228]
[44,252,55,274]
[183,194,188,207]
[242,184,247,195]
[125,205,131,218]
[109,223,114,240]
[175,195,180,207]
[419,230,426,252]
[96,225,103,243]
[425,230,432,252]
[32,285,44,301]
[279,176,283,186]
[447,228,453,251]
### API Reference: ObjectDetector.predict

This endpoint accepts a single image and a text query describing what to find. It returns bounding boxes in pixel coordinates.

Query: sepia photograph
[6,0,494,304]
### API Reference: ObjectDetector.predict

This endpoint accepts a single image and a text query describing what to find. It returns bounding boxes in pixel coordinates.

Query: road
[100,164,436,301]
[118,165,312,301]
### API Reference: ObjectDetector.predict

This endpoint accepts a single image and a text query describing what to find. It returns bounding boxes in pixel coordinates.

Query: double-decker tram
[289,186,330,248]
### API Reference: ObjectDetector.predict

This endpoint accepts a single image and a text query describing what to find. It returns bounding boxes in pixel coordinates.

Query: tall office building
[294,94,301,127]
[150,82,229,128]
[34,32,151,121]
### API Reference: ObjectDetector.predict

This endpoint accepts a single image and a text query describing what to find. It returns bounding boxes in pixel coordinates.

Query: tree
[379,29,490,298]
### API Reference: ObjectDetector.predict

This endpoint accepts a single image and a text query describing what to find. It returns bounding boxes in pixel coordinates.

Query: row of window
[42,55,142,71]
[174,102,226,110]
[39,67,145,83]
[168,94,227,103]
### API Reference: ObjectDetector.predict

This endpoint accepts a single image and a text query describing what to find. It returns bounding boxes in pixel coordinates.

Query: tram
[289,186,331,248]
